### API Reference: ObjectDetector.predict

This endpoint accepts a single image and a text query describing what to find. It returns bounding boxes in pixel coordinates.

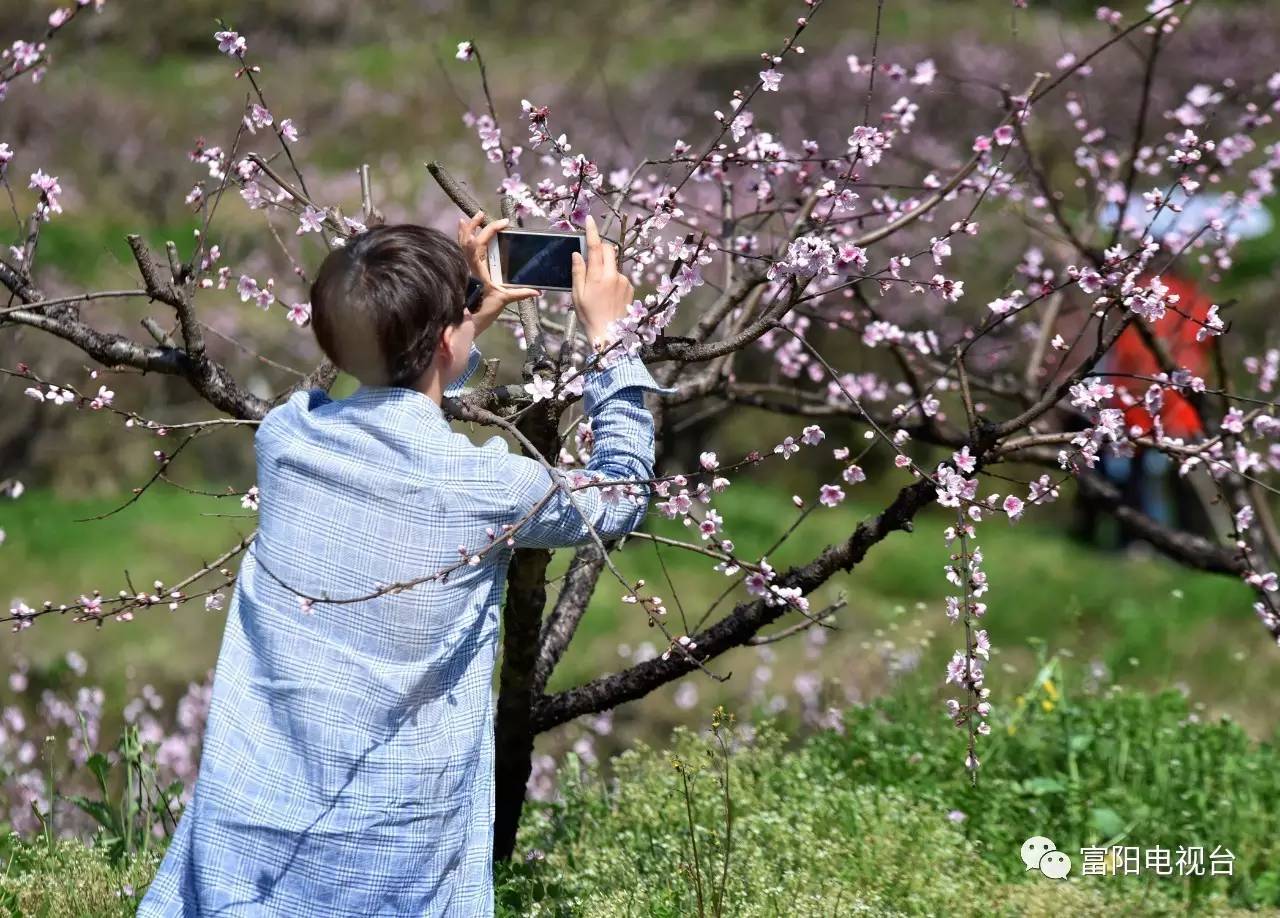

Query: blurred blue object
[1102,191,1273,242]
[1102,449,1172,528]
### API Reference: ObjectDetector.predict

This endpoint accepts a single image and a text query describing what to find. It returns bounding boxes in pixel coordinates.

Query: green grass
[30,218,207,286]
[0,837,154,918]
[4,666,1275,916]
[0,488,247,712]
[500,673,1278,915]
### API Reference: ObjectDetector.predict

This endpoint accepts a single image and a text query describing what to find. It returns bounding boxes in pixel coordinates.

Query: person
[1088,271,1214,543]
[138,213,673,916]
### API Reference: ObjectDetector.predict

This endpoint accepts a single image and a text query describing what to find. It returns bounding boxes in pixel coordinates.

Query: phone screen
[498,232,583,290]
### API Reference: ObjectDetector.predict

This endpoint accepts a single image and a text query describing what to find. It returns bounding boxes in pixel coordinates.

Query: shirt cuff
[581,351,678,415]
[444,343,483,397]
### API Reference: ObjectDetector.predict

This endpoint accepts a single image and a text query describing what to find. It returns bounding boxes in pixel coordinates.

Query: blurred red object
[1100,273,1213,439]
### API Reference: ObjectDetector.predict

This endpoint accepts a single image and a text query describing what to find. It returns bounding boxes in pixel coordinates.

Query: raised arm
[495,213,672,548]
[499,353,672,549]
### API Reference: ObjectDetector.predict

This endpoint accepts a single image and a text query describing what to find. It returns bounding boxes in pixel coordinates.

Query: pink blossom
[0,142,12,171]
[214,30,245,57]
[9,601,35,631]
[819,484,845,507]
[48,7,71,27]
[253,280,275,309]
[28,170,62,219]
[931,274,964,303]
[1002,495,1024,522]
[236,275,259,302]
[1197,305,1225,341]
[846,125,890,165]
[287,302,311,326]
[945,651,977,686]
[759,69,782,91]
[836,243,868,269]
[770,585,809,612]
[245,103,273,133]
[456,41,475,62]
[524,376,556,402]
[973,630,990,659]
[699,451,719,471]
[773,436,799,460]
[911,59,937,85]
[279,118,299,143]
[987,292,1021,315]
[842,464,866,484]
[747,555,773,599]
[801,425,825,446]
[297,206,325,235]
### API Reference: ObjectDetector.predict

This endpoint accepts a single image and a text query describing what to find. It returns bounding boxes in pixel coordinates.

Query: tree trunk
[492,401,560,862]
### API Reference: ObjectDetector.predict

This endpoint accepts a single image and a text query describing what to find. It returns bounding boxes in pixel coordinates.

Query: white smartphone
[486,228,586,292]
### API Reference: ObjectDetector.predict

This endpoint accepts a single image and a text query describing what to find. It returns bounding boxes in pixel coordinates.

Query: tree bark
[492,401,560,862]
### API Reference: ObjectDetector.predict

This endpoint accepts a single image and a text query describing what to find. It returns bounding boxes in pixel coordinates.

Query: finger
[602,241,618,277]
[504,287,540,303]
[571,250,585,305]
[475,217,509,248]
[585,214,602,271]
[460,211,484,246]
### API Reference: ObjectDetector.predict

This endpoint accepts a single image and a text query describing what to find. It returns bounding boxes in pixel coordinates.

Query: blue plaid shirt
[138,345,672,916]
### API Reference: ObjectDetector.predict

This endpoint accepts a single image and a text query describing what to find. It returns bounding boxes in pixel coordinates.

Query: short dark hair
[310,224,468,387]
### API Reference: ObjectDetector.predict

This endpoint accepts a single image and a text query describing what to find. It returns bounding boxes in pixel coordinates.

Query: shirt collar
[345,384,451,429]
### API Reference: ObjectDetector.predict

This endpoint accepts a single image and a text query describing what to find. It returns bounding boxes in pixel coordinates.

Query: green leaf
[65,795,120,834]
[86,753,112,795]
[1068,733,1094,753]
[1024,777,1066,795]
[1089,806,1125,839]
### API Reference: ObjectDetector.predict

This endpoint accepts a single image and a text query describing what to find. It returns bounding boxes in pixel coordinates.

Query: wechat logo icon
[1022,836,1072,880]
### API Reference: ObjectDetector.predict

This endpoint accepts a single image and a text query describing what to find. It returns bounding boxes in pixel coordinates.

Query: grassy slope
[1,474,1267,747]
[498,684,1280,915]
[7,679,1277,916]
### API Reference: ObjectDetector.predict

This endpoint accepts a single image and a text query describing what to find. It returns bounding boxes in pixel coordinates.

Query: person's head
[309,223,475,389]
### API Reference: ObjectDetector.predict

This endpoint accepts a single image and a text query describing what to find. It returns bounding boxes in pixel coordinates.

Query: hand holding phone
[570,214,633,349]
[457,212,540,333]
[485,227,585,292]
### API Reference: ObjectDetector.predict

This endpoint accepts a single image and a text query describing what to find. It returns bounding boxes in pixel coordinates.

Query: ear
[436,324,459,365]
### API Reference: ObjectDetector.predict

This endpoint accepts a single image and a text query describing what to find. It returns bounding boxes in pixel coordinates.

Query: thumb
[502,287,540,304]
[571,250,585,304]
